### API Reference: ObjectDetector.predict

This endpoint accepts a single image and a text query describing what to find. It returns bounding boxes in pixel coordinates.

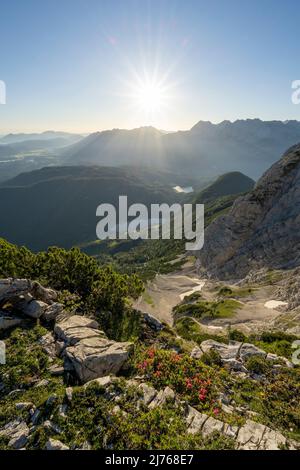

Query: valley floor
[134,260,292,336]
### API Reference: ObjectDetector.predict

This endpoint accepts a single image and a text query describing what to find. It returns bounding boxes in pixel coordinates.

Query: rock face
[197,144,300,279]
[275,267,300,310]
[54,315,132,383]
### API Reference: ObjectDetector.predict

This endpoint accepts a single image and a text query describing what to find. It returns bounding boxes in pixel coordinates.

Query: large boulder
[200,339,241,360]
[22,299,48,319]
[196,339,290,376]
[239,343,266,361]
[64,338,132,383]
[55,315,132,383]
[197,144,300,279]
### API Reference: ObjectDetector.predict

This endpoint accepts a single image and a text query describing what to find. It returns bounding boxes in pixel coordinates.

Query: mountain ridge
[61,119,300,179]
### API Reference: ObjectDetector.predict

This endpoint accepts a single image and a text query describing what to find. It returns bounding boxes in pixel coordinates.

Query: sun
[136,81,165,113]
[121,69,177,126]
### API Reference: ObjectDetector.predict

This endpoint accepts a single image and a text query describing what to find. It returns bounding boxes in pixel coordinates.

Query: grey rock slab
[236,420,266,449]
[22,299,48,319]
[185,406,209,434]
[138,383,158,406]
[64,336,132,383]
[239,343,266,361]
[200,339,242,360]
[43,303,64,322]
[54,315,100,345]
[148,386,175,409]
[201,416,225,437]
[0,420,29,449]
[45,438,69,450]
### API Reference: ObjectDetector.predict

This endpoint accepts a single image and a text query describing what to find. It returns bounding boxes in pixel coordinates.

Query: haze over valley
[3,119,300,183]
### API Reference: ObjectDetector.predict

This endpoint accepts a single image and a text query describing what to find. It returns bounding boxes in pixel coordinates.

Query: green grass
[173,299,241,320]
[142,291,155,307]
[175,317,228,345]
[217,285,254,299]
[260,269,285,285]
[214,299,241,317]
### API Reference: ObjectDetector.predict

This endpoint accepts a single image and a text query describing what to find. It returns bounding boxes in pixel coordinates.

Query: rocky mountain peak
[197,143,300,279]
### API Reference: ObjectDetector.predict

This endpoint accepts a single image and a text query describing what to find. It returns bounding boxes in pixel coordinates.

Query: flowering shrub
[135,347,220,412]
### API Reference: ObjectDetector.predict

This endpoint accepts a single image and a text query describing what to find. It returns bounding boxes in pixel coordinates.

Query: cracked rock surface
[198,144,300,280]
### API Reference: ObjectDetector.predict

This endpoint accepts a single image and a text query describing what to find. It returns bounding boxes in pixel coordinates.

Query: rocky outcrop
[82,376,297,450]
[0,369,298,450]
[0,279,133,384]
[54,315,133,383]
[185,405,294,450]
[143,313,164,332]
[197,144,300,279]
[192,339,293,376]
[0,279,57,305]
[274,267,300,310]
[0,278,63,326]
[0,420,30,449]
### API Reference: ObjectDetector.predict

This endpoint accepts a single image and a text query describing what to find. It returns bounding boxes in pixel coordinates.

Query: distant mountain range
[0,138,80,159]
[0,131,83,161]
[0,131,82,145]
[61,120,300,179]
[2,120,300,181]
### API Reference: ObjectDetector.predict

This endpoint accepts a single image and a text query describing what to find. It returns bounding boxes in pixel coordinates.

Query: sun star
[135,81,165,113]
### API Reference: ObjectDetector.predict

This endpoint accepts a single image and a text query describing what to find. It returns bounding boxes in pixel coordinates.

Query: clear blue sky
[0,0,300,133]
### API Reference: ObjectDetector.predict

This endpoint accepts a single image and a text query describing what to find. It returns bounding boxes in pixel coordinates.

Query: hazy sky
[1,0,300,133]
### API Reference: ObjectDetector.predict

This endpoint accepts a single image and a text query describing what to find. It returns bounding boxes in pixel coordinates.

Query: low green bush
[201,350,223,367]
[107,405,235,450]
[0,325,50,391]
[228,329,247,343]
[245,356,271,375]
